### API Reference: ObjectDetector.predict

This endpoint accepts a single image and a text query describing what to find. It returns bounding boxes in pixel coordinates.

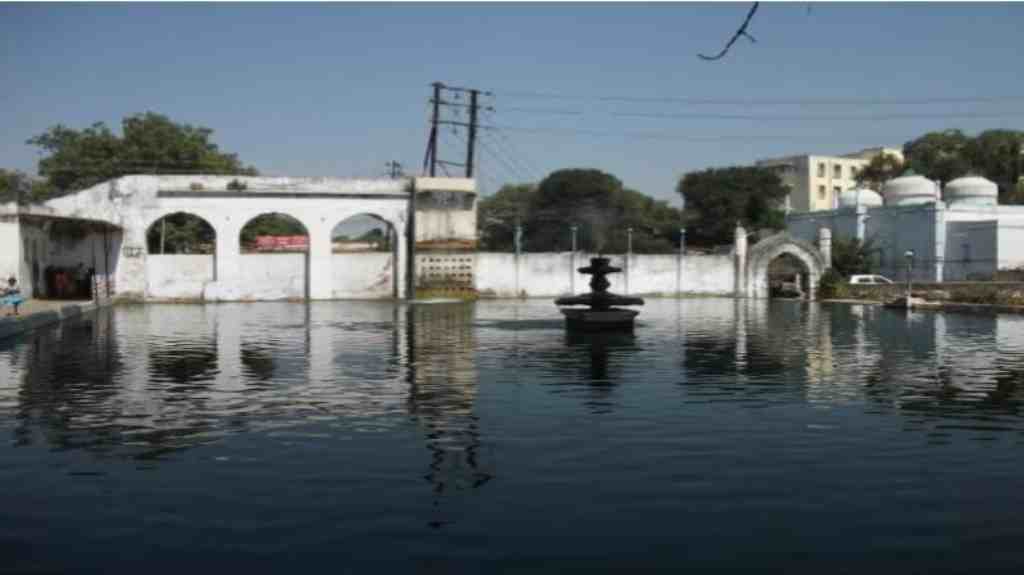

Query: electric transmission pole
[422,82,491,178]
[386,161,403,179]
[467,89,479,178]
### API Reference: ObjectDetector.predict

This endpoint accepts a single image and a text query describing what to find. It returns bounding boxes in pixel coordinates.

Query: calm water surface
[3,299,1024,573]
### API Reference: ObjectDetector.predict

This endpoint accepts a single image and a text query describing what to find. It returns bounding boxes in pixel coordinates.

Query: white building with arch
[787,174,1024,282]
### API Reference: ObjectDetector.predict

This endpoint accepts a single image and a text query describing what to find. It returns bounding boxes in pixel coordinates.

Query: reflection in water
[4,300,1024,569]
[561,330,638,413]
[405,303,492,526]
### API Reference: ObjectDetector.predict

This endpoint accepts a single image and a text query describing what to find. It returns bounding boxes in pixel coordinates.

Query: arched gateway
[736,229,830,299]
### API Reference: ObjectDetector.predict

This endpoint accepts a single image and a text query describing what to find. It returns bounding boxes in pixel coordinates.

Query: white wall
[997,224,1024,271]
[331,253,395,299]
[945,221,998,280]
[474,252,735,298]
[146,255,215,299]
[145,252,396,300]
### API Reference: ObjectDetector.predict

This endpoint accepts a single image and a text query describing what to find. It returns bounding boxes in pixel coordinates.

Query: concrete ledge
[0,300,106,340]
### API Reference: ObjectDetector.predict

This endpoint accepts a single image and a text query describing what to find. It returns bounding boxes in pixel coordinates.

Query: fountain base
[559,307,639,331]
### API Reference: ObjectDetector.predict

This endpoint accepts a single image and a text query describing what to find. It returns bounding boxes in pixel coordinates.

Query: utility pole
[423,82,443,177]
[386,161,403,179]
[467,89,479,177]
[422,82,492,178]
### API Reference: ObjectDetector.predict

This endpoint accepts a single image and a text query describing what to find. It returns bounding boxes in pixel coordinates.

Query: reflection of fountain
[555,257,644,330]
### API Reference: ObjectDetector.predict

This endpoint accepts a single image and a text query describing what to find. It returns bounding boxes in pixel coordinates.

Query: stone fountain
[555,257,644,331]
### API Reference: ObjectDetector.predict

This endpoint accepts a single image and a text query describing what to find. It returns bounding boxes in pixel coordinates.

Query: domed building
[787,173,1024,282]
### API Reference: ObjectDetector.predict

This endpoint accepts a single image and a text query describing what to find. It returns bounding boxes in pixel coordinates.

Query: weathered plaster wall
[474,252,735,298]
[145,252,396,300]
[332,253,395,299]
[146,255,215,299]
[945,221,998,280]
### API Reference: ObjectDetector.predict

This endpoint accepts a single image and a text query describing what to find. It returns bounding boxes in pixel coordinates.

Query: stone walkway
[0,298,102,340]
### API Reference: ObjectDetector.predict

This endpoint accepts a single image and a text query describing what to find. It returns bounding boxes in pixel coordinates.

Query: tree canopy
[902,129,1024,203]
[477,169,682,253]
[676,166,788,247]
[27,112,257,195]
[855,152,905,190]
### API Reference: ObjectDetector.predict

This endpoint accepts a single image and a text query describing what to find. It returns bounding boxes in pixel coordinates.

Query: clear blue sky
[2,2,1023,203]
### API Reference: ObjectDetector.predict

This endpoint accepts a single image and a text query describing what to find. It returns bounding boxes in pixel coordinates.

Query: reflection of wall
[406,304,490,496]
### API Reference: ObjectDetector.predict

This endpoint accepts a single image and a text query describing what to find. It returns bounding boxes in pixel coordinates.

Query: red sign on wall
[254,235,308,251]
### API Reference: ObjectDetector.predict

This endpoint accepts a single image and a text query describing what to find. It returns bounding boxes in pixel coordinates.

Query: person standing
[2,277,24,317]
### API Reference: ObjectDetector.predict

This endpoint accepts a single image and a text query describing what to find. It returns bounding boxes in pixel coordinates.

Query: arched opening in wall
[145,213,218,299]
[330,214,398,299]
[239,213,310,300]
[146,213,216,255]
[767,252,811,299]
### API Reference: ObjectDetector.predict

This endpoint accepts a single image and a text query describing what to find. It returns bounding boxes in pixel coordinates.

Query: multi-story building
[756,147,904,213]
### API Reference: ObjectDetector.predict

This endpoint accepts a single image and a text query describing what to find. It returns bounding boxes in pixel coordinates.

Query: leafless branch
[698,2,760,61]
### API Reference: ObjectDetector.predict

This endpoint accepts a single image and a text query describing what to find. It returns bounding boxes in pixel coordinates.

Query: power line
[480,131,541,183]
[479,124,824,142]
[492,89,1024,107]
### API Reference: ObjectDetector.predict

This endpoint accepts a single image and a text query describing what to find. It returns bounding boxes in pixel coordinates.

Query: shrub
[818,268,845,299]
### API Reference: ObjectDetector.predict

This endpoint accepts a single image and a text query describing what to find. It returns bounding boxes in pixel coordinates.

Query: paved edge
[0,300,109,341]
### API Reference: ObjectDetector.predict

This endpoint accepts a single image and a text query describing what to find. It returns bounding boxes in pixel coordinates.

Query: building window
[817,163,825,177]
[833,164,842,178]
[833,186,841,195]
[850,166,858,179]
[818,185,826,200]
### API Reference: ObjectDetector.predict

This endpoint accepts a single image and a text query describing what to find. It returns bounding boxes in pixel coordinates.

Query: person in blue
[2,276,24,317]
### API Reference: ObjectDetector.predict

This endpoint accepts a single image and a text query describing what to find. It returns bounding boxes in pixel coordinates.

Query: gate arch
[743,233,827,298]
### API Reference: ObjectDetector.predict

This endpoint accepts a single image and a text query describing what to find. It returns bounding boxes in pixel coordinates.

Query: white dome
[944,176,998,207]
[882,174,939,206]
[838,187,883,209]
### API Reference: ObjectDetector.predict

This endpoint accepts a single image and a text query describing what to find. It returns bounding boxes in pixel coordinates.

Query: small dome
[944,175,998,207]
[838,187,883,209]
[882,174,939,206]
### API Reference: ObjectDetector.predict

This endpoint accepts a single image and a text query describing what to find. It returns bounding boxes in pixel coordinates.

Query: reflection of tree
[405,304,492,525]
[241,342,276,381]
[148,340,218,385]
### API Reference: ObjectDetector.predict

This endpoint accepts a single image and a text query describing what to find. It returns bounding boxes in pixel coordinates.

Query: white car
[848,274,893,285]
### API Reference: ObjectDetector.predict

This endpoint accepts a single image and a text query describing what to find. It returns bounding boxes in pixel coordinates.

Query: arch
[238,212,311,300]
[330,213,400,299]
[744,233,827,299]
[239,212,309,253]
[145,211,217,255]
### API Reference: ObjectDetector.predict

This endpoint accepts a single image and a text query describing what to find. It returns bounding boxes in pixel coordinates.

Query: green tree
[240,213,307,248]
[855,152,905,190]
[528,169,625,252]
[476,171,682,253]
[903,129,973,185]
[964,130,1024,203]
[676,166,788,247]
[146,213,216,254]
[829,236,879,278]
[0,169,56,204]
[477,183,535,251]
[28,112,257,194]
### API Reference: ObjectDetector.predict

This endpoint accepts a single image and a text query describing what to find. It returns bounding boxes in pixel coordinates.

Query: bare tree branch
[698,2,760,61]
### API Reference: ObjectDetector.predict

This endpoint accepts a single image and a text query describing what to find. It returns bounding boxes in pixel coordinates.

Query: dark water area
[3,299,1024,573]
